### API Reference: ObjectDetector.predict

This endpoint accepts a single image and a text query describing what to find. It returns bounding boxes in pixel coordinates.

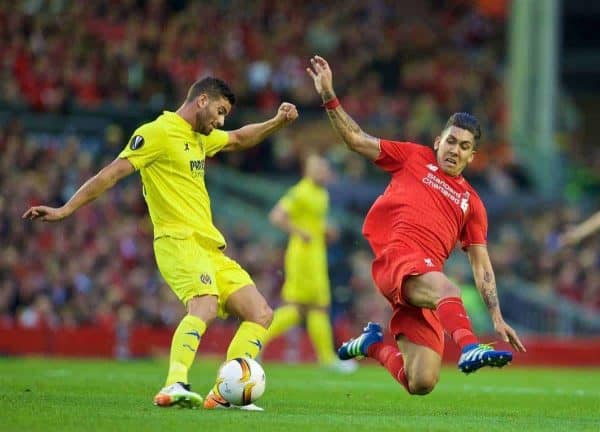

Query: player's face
[194,94,232,135]
[434,126,476,176]
[306,156,333,185]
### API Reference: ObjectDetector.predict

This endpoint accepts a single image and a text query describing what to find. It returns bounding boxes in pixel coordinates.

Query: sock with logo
[208,322,268,396]
[165,314,207,386]
[264,304,301,345]
[436,296,479,349]
[226,321,268,360]
[306,309,336,365]
[367,342,409,391]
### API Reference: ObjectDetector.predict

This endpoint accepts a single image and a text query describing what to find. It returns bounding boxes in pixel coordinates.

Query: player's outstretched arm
[269,203,311,243]
[224,102,298,152]
[559,210,600,247]
[306,55,380,161]
[22,157,135,222]
[467,245,526,352]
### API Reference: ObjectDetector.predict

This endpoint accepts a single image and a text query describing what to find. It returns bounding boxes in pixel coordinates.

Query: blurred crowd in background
[1,0,526,180]
[1,0,598,333]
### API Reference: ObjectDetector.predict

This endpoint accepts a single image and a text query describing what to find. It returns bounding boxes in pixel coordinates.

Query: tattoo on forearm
[326,108,362,143]
[481,270,499,310]
[322,90,335,101]
[483,271,492,283]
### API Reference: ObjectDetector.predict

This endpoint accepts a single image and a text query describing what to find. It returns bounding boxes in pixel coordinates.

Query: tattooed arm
[306,55,380,160]
[467,245,501,318]
[467,245,526,352]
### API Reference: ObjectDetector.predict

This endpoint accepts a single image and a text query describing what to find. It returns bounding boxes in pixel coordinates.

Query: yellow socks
[264,304,301,344]
[211,321,268,396]
[264,305,336,365]
[226,321,268,360]
[306,309,336,365]
[165,315,207,386]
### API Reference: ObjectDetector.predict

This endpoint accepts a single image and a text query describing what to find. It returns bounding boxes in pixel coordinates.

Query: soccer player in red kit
[307,55,526,395]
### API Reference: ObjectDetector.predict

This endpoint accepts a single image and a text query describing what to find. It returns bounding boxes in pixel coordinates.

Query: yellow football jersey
[119,111,228,247]
[279,177,328,257]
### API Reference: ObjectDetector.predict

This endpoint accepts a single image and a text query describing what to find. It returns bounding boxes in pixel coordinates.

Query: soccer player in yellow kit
[265,155,357,372]
[23,77,298,411]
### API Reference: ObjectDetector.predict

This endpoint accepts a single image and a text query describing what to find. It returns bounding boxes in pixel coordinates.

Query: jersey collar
[163,111,194,131]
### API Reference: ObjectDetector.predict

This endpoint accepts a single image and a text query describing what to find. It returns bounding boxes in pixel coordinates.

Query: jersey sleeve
[460,196,488,250]
[374,140,424,173]
[119,122,165,170]
[204,129,229,157]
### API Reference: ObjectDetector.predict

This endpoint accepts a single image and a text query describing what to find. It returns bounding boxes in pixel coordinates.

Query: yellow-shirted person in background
[23,77,298,411]
[264,155,357,373]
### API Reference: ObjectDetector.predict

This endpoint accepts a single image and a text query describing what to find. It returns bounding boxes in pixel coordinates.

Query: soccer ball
[216,357,266,406]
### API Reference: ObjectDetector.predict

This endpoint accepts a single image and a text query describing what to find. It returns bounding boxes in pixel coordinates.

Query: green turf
[1,357,599,432]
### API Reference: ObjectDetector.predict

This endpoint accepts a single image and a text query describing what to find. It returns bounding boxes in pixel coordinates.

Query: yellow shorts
[282,256,330,307]
[154,234,254,318]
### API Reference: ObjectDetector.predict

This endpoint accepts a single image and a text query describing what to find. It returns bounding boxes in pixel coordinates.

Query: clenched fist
[275,102,299,125]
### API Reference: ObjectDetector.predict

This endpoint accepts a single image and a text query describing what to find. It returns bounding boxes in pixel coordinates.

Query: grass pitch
[1,357,599,431]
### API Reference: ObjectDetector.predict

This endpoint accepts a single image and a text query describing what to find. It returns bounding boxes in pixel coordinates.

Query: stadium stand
[1,0,598,363]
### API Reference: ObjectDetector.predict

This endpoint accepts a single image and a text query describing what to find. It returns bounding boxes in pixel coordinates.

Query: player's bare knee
[406,371,438,395]
[407,376,437,395]
[187,295,218,323]
[408,383,435,395]
[251,302,273,328]
[262,303,274,328]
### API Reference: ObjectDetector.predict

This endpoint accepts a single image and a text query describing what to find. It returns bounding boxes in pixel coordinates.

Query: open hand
[494,319,526,353]
[22,205,68,222]
[306,55,334,100]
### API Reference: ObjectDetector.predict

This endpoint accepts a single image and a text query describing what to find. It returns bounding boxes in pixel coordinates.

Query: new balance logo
[426,163,438,172]
[185,330,201,341]
[249,339,263,350]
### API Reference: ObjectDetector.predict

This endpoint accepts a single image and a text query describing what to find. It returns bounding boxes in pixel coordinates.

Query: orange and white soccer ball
[216,358,266,406]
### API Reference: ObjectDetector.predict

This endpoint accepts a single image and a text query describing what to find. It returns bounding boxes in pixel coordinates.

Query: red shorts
[371,246,445,356]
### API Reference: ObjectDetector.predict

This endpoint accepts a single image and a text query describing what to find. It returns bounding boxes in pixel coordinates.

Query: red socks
[436,296,478,349]
[367,342,409,391]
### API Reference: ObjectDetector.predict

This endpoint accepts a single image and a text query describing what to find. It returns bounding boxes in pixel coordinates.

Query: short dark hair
[185,77,236,106]
[444,112,481,144]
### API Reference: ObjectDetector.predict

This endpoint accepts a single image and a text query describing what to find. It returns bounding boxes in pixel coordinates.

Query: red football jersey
[362,140,487,265]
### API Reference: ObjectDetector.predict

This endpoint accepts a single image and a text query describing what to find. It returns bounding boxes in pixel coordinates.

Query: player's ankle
[454,330,478,349]
[366,341,384,358]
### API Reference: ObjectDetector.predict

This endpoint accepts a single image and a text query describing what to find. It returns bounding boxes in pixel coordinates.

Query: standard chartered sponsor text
[422,173,461,204]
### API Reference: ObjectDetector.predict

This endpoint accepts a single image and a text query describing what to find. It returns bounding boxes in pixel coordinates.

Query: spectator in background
[0,0,523,186]
[1,0,596,355]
